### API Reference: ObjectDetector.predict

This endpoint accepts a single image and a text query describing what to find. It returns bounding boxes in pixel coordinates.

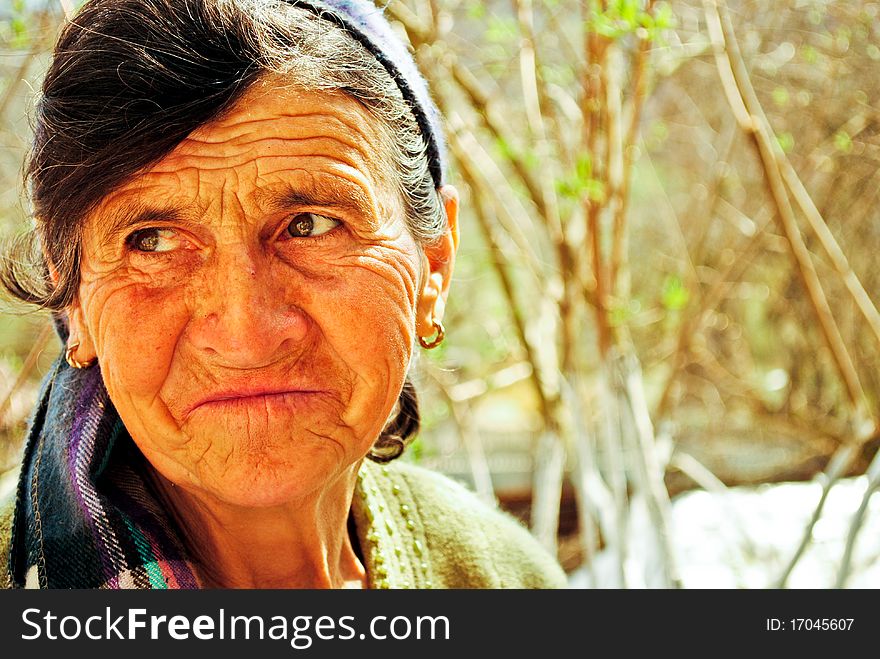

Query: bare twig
[652,179,773,421]
[710,0,880,391]
[445,117,546,281]
[390,2,561,238]
[1,320,53,427]
[780,162,880,355]
[448,62,562,239]
[610,1,655,292]
[619,353,682,588]
[0,13,50,122]
[602,53,624,298]
[834,447,880,588]
[452,132,566,552]
[511,0,567,288]
[774,443,859,588]
[530,431,566,553]
[562,373,606,585]
[58,0,76,20]
[704,0,869,414]
[582,5,613,357]
[425,367,496,505]
[512,0,548,139]
[383,0,430,37]
[597,362,628,587]
[447,133,555,429]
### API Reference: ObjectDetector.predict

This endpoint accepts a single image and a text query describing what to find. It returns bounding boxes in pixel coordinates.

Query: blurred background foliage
[1,0,879,587]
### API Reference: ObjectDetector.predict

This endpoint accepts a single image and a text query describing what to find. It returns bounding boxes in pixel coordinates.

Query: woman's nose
[186,249,309,368]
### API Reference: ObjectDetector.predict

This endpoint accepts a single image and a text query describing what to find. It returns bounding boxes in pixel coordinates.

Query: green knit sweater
[1,460,567,589]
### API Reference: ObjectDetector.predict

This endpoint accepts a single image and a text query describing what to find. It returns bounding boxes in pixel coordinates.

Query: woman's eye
[285,213,340,238]
[127,228,179,253]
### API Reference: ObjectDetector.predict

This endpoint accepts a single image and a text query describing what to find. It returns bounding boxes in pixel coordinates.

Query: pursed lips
[184,387,326,418]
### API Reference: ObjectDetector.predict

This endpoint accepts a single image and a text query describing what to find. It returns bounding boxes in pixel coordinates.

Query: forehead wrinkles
[153,135,374,180]
[184,111,377,151]
[155,109,395,193]
[85,89,406,238]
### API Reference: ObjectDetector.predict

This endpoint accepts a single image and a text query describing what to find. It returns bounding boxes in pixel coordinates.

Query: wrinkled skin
[64,80,458,586]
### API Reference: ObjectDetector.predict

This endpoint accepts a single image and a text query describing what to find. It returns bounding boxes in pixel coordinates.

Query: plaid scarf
[7,342,200,588]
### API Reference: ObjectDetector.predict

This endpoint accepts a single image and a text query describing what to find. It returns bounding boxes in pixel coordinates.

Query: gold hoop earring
[419,319,445,350]
[65,342,95,369]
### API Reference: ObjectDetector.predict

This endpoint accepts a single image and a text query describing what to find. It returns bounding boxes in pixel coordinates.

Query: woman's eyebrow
[258,180,377,223]
[98,204,189,244]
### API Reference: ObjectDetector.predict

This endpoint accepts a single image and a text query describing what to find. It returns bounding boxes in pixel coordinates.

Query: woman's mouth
[185,388,328,418]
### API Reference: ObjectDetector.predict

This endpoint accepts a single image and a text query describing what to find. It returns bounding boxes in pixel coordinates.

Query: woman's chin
[141,434,357,510]
[190,451,354,509]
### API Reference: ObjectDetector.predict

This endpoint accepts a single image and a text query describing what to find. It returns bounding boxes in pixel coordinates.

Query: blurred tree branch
[704,0,871,419]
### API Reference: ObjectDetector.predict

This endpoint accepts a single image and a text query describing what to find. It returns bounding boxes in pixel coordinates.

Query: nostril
[187,297,310,368]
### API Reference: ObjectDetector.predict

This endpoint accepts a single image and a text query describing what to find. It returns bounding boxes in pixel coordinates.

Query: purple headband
[285,0,446,187]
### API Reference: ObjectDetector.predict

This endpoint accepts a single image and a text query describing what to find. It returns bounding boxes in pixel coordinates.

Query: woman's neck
[151,466,366,589]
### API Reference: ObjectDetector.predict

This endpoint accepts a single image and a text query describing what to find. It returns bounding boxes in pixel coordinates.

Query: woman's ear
[416,185,460,340]
[65,298,97,366]
[48,254,97,366]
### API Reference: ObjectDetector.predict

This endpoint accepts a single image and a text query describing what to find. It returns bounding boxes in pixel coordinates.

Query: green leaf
[771,86,790,107]
[586,179,606,203]
[653,3,675,30]
[485,16,518,44]
[10,16,29,48]
[777,132,795,154]
[661,274,690,311]
[576,154,592,181]
[590,12,623,39]
[619,0,638,27]
[556,154,604,201]
[10,17,26,36]
[833,130,853,154]
[466,1,486,19]
[801,44,818,63]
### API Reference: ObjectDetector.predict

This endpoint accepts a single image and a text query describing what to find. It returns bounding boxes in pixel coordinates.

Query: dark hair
[1,0,444,461]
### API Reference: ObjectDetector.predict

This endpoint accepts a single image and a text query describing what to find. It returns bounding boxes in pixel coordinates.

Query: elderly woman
[0,0,565,589]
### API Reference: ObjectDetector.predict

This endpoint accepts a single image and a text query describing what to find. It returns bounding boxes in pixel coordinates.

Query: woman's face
[68,82,457,507]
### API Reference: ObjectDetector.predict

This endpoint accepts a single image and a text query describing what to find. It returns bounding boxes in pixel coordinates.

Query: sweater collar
[350,461,435,589]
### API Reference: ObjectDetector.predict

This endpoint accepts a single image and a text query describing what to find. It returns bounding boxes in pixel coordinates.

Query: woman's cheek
[332,252,418,352]
[90,282,189,399]
[321,256,418,424]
